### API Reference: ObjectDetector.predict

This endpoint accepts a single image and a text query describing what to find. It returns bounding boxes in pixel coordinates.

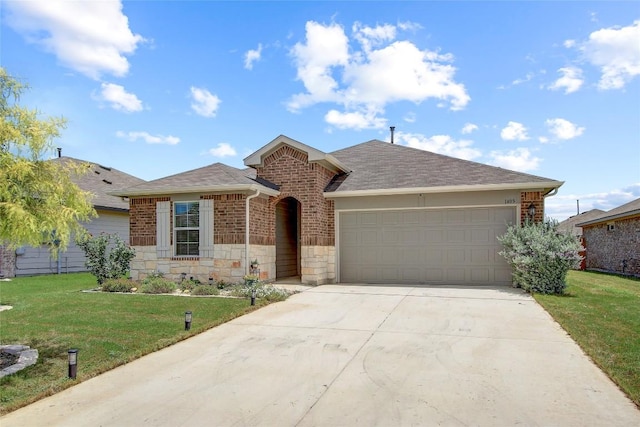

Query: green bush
[77,233,136,285]
[101,278,135,293]
[191,285,219,296]
[140,277,176,294]
[229,281,291,302]
[498,219,582,294]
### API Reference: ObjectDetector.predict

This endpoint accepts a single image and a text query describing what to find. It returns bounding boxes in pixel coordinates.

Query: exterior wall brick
[520,191,544,224]
[205,194,246,244]
[129,197,170,246]
[255,145,336,246]
[0,246,16,278]
[582,216,640,276]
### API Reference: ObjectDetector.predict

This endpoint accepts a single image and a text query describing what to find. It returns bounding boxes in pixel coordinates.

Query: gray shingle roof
[576,197,640,227]
[327,140,561,193]
[114,163,279,196]
[52,157,145,211]
[558,209,606,236]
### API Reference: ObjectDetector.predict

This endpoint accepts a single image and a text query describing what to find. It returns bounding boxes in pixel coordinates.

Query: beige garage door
[339,206,516,285]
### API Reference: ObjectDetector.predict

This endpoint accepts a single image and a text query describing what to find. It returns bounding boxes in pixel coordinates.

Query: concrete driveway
[2,285,639,426]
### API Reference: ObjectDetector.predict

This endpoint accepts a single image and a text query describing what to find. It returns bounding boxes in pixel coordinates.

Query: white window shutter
[199,199,214,258]
[156,201,171,258]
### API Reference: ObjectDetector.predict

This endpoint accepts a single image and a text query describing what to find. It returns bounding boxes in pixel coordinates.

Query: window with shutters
[174,202,199,256]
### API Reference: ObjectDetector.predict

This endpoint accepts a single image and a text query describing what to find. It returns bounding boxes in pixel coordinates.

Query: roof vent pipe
[57,147,62,158]
[390,126,395,144]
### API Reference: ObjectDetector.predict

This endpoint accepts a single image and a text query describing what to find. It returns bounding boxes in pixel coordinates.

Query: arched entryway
[275,197,301,280]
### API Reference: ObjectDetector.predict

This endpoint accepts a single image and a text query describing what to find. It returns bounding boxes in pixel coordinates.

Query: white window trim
[174,201,200,257]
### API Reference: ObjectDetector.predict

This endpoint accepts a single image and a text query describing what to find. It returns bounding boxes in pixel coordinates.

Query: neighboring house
[0,156,145,277]
[558,209,606,237]
[114,135,563,286]
[577,197,640,276]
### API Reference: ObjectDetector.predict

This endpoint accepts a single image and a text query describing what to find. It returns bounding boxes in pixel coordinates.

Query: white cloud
[208,143,237,157]
[5,0,145,79]
[512,72,534,86]
[548,67,584,94]
[324,109,387,130]
[288,20,469,127]
[244,43,262,70]
[397,132,481,161]
[190,87,221,118]
[539,136,549,143]
[403,112,416,123]
[563,39,576,48]
[488,148,540,172]
[97,83,142,112]
[461,123,478,134]
[397,21,423,32]
[116,131,180,145]
[545,118,585,140]
[581,20,640,90]
[545,183,640,221]
[500,121,529,141]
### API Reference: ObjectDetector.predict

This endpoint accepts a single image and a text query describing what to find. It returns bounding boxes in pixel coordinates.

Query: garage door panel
[339,207,515,285]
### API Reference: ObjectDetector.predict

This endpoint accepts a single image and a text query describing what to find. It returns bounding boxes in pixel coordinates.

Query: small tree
[77,233,136,285]
[0,67,96,251]
[498,219,582,294]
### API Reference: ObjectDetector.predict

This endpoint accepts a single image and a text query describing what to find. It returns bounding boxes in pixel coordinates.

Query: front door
[275,197,300,279]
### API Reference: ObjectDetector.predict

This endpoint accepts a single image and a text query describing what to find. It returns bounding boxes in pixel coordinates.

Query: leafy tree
[0,67,96,251]
[498,219,582,294]
[77,233,136,285]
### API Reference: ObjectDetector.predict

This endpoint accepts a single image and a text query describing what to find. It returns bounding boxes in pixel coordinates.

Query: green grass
[535,270,640,407]
[0,273,268,414]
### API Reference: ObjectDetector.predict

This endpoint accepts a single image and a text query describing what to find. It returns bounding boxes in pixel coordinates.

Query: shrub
[229,280,291,302]
[77,233,136,285]
[101,278,135,293]
[498,219,582,294]
[140,276,176,294]
[191,285,219,296]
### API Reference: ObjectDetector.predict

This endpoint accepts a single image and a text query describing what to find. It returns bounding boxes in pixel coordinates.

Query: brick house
[113,135,563,286]
[577,197,640,276]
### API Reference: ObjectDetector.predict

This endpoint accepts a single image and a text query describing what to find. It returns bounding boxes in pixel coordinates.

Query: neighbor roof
[53,157,145,211]
[326,140,563,196]
[576,197,640,227]
[112,162,280,197]
[557,209,606,236]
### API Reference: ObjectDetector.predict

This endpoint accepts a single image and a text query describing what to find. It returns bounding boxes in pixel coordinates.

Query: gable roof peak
[244,134,350,173]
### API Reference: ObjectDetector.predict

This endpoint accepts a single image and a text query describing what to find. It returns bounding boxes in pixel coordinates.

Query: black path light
[250,287,257,306]
[68,349,78,379]
[185,311,192,331]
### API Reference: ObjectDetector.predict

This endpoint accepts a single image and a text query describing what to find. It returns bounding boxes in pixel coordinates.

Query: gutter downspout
[245,189,260,275]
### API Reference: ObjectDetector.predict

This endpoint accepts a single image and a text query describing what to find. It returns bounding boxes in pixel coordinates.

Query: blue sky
[2,1,639,221]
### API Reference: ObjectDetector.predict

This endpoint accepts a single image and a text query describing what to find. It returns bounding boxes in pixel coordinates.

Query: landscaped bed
[0,273,289,415]
[535,270,640,408]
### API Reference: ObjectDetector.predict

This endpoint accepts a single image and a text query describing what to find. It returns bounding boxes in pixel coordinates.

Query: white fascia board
[110,184,280,198]
[324,181,564,198]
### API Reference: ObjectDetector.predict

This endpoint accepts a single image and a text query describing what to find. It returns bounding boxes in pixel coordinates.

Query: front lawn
[0,273,268,414]
[535,270,640,407]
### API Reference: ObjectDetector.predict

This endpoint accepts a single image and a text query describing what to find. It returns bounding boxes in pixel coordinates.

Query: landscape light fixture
[180,272,186,282]
[527,203,536,219]
[209,277,213,286]
[250,287,257,306]
[68,349,78,379]
[185,311,192,331]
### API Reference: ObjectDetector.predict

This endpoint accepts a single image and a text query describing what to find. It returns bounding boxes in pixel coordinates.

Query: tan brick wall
[520,191,544,224]
[0,245,16,278]
[249,196,274,245]
[583,216,640,276]
[255,145,336,246]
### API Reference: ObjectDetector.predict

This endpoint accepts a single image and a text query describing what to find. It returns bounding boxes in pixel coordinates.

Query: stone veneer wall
[301,246,335,285]
[131,244,276,283]
[0,246,16,278]
[583,217,640,276]
[520,191,544,224]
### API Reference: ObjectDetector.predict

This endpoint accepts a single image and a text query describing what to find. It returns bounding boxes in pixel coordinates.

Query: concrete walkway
[2,285,639,426]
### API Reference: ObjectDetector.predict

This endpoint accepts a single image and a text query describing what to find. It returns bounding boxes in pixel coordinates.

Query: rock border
[0,345,39,378]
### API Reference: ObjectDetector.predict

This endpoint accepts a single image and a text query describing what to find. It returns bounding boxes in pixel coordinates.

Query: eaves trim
[110,184,280,198]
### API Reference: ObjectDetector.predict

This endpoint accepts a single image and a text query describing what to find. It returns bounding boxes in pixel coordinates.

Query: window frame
[174,201,200,256]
